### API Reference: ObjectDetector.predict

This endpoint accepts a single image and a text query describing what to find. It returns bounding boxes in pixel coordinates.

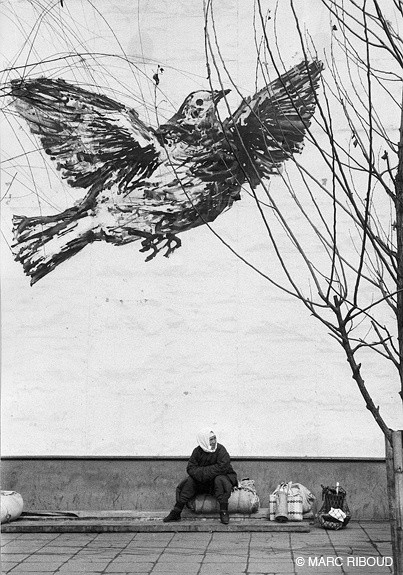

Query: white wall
[1,0,401,457]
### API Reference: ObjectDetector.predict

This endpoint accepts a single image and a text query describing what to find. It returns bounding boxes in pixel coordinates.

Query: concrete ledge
[1,509,311,533]
[1,457,388,520]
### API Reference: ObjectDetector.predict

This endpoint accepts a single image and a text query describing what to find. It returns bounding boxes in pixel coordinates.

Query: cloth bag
[1,491,24,524]
[291,482,316,513]
[187,478,260,514]
[269,481,314,521]
[275,487,291,522]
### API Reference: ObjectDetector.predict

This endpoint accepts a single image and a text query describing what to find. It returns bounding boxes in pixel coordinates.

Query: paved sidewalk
[1,521,393,575]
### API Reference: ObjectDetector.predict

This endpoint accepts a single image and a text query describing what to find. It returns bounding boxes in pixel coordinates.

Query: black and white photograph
[1,1,402,573]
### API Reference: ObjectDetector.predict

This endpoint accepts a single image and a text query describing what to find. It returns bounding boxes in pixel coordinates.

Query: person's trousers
[176,475,233,506]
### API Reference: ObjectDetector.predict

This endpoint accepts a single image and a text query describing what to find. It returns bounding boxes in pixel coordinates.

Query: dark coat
[186,443,238,486]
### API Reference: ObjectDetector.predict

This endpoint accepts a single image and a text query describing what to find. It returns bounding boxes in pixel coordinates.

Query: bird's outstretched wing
[10,78,163,195]
[224,60,323,187]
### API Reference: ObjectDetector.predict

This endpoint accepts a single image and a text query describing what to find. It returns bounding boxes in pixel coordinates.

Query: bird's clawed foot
[139,233,182,262]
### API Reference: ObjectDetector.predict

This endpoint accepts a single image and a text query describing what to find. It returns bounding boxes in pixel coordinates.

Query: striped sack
[268,492,303,521]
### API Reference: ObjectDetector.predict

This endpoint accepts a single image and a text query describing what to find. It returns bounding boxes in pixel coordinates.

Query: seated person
[163,427,238,524]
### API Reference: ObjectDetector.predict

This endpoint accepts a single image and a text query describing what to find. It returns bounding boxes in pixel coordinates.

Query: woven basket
[317,485,351,530]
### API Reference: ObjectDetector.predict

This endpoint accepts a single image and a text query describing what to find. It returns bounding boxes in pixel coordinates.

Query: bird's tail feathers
[12,210,95,285]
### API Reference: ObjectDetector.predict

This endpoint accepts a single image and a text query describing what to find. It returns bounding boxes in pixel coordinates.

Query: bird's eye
[195,98,204,106]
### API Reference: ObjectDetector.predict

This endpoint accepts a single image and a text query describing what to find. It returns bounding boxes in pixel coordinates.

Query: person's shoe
[163,509,181,522]
[220,511,229,525]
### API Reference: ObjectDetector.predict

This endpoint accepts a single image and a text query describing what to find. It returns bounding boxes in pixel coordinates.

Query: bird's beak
[213,88,231,104]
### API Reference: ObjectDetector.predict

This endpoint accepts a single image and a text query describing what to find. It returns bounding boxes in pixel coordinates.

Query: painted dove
[9,59,322,284]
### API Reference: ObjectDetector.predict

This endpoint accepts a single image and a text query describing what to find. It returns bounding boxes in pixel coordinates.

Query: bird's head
[170,89,230,129]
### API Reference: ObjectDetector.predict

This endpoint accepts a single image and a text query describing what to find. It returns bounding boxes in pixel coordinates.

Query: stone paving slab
[1,522,393,575]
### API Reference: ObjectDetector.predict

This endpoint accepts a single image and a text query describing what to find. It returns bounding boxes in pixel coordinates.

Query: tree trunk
[386,432,403,575]
[389,86,403,575]
[396,92,403,404]
[392,431,403,575]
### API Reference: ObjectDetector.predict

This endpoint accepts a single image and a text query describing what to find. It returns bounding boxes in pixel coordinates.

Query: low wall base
[1,457,388,520]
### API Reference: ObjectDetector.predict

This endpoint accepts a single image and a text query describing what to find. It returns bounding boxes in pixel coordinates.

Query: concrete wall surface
[1,457,388,520]
[2,0,402,461]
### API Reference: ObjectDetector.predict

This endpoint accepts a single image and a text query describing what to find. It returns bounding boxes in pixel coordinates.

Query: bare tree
[204,0,402,571]
[1,0,401,569]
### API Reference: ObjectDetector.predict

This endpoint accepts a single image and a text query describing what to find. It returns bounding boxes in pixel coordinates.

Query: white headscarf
[197,428,217,453]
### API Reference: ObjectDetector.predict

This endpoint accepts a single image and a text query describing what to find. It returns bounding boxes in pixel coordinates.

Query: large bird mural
[9,60,323,285]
